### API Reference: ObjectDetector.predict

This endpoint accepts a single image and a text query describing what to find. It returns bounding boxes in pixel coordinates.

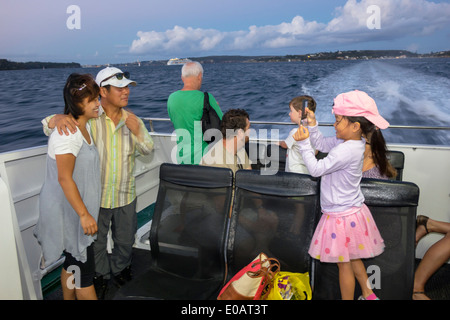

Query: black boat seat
[115,164,418,300]
[387,150,405,181]
[226,170,321,284]
[245,141,287,173]
[114,163,233,300]
[266,143,287,173]
[312,178,419,300]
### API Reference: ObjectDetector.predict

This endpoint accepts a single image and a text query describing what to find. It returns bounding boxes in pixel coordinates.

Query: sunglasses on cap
[100,72,130,87]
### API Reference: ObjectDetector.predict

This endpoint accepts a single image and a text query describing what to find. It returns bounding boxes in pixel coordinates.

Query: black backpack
[201,92,222,143]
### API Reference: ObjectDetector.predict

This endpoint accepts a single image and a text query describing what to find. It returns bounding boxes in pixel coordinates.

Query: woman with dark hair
[35,73,101,300]
[360,120,397,179]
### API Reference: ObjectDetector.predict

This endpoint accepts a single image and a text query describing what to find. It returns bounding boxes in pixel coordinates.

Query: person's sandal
[416,215,430,234]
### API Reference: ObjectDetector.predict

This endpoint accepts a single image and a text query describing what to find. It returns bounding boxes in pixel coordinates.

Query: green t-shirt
[167,90,223,164]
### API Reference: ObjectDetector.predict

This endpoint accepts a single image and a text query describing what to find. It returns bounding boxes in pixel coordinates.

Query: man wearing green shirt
[167,61,223,164]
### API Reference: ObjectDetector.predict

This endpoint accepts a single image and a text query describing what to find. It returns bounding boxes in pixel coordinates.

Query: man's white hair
[181,61,203,78]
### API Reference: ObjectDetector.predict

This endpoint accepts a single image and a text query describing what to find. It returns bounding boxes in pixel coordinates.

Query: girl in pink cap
[293,90,388,300]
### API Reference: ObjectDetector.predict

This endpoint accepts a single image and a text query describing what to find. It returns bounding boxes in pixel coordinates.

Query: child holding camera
[293,90,388,300]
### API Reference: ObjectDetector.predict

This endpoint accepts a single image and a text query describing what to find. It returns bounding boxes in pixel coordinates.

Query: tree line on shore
[0,59,81,71]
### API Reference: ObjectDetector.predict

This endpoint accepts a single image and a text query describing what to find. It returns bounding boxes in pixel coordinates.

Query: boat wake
[302,60,450,145]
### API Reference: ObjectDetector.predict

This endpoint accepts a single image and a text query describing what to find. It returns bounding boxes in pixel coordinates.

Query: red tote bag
[218,253,280,300]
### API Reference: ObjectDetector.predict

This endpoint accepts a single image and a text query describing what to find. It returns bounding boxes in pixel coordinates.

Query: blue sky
[1,0,449,64]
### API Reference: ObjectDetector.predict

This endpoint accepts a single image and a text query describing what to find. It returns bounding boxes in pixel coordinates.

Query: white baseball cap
[95,67,136,87]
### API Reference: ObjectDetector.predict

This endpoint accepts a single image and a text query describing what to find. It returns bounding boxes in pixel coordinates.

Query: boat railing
[142,117,450,133]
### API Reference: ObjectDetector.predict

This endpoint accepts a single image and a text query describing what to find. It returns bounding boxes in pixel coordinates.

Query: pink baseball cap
[332,90,389,129]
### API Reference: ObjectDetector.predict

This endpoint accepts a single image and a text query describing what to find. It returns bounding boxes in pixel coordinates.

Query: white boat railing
[143,117,450,133]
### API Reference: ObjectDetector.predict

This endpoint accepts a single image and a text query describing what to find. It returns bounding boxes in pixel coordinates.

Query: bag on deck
[217,253,280,300]
[264,271,312,300]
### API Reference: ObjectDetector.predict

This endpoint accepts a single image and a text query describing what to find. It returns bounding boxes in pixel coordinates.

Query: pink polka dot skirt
[308,204,385,263]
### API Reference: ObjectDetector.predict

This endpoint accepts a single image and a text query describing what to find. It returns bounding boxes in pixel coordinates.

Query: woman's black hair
[63,73,100,119]
[346,115,397,178]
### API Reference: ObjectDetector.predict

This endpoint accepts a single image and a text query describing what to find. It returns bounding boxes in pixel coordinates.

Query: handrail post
[148,119,154,132]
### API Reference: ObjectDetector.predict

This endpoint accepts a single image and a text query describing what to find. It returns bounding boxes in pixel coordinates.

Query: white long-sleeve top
[297,123,365,214]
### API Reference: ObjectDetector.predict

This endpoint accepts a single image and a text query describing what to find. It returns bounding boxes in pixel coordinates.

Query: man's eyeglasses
[100,72,130,86]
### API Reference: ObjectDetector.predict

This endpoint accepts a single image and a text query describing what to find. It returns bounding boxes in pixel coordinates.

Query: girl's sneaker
[358,293,380,300]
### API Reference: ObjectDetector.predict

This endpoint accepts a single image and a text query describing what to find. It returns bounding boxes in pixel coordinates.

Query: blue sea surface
[0,58,449,153]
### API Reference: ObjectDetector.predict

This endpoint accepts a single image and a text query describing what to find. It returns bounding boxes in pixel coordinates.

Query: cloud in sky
[0,0,448,64]
[130,0,450,57]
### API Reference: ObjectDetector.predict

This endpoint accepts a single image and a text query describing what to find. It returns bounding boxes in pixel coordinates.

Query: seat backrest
[387,150,405,181]
[226,170,321,278]
[266,143,287,173]
[311,150,405,181]
[245,142,287,174]
[312,178,419,300]
[245,141,267,171]
[149,163,233,280]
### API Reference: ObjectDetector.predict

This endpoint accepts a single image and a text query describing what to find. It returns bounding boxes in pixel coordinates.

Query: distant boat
[167,58,192,66]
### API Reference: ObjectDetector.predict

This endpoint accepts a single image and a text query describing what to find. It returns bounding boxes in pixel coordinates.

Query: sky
[0,0,449,65]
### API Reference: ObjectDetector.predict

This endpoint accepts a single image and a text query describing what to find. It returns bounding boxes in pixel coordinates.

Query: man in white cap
[42,67,154,298]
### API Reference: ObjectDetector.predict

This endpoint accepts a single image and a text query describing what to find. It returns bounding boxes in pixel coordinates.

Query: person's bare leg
[351,259,375,298]
[60,269,76,300]
[416,217,450,244]
[75,285,98,300]
[413,232,450,300]
[428,218,450,234]
[338,262,355,300]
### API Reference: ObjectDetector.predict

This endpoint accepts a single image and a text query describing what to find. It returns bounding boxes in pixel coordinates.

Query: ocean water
[0,58,449,154]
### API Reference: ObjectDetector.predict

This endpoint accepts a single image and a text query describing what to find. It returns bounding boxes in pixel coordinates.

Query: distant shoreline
[94,49,450,68]
[194,49,450,64]
[2,49,449,70]
[0,59,81,71]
